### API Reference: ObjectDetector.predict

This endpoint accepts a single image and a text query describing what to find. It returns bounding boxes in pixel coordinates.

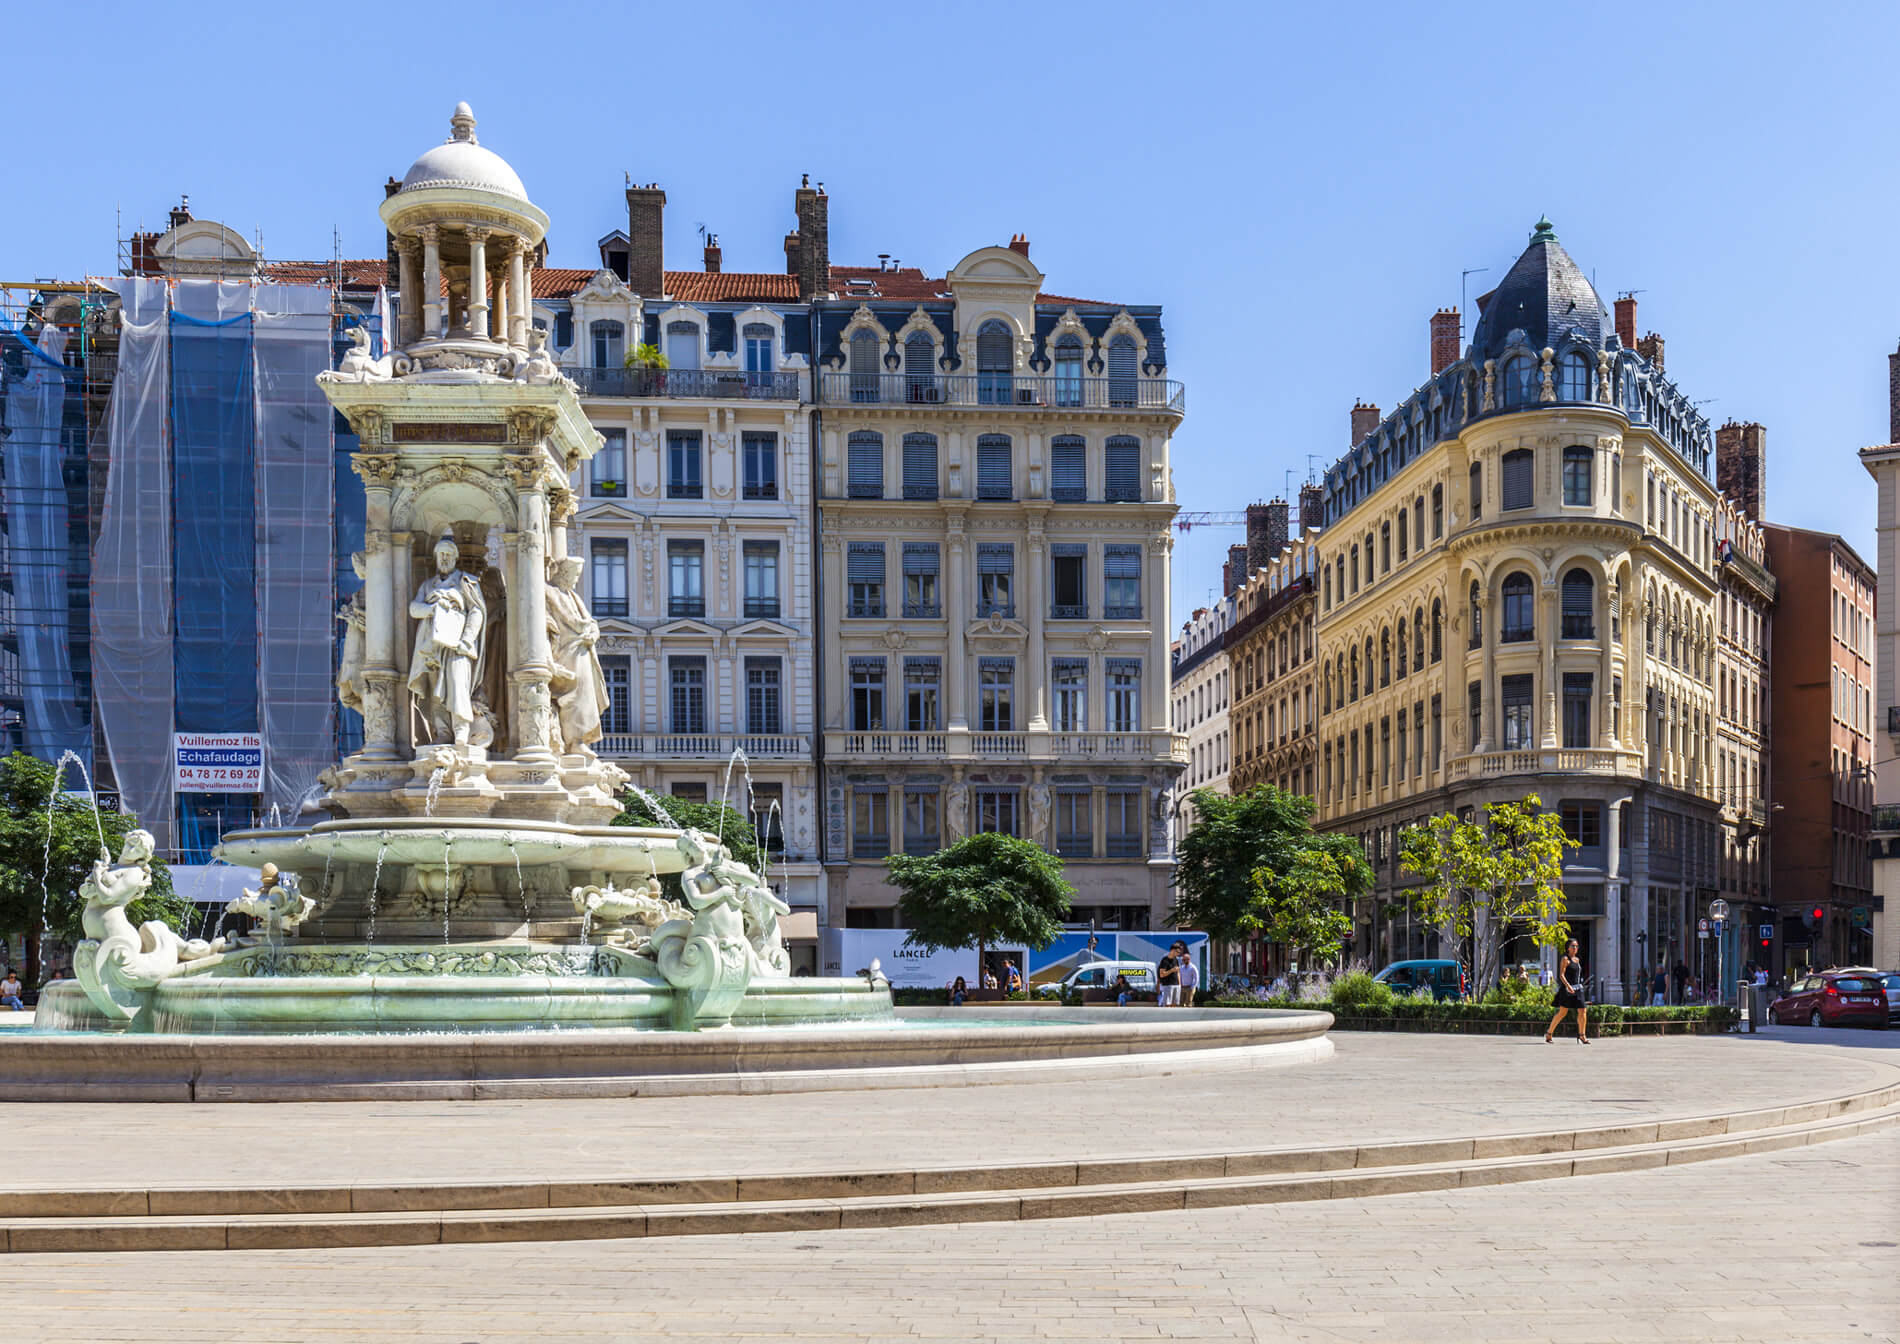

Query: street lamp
[1709,898,1730,1005]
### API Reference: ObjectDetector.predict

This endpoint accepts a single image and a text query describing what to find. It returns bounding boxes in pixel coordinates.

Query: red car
[1770,972,1891,1028]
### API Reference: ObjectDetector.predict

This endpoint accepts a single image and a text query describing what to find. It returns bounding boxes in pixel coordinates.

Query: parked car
[1881,972,1900,1025]
[1034,961,1157,999]
[1770,971,1891,1028]
[1373,959,1468,1001]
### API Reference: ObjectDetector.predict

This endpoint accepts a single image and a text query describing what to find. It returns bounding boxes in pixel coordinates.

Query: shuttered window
[1501,449,1534,510]
[902,543,940,617]
[904,331,937,402]
[977,542,1014,617]
[847,431,883,498]
[1104,545,1141,618]
[1105,435,1141,502]
[976,435,1012,500]
[847,543,886,618]
[1107,335,1138,406]
[849,330,881,402]
[902,433,938,499]
[1050,434,1086,501]
[977,319,1013,404]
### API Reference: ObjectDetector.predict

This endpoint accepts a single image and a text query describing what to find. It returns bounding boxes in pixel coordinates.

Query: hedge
[1200,997,1739,1036]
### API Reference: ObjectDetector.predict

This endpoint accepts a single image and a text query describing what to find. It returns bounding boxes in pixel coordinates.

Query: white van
[1035,960,1157,999]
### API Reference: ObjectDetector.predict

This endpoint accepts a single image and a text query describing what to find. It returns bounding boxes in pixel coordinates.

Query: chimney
[168,195,193,230]
[1299,483,1324,533]
[1246,499,1290,574]
[1350,400,1381,446]
[1429,307,1460,376]
[1008,233,1030,256]
[794,175,829,301]
[1224,543,1249,598]
[1889,340,1900,444]
[1637,332,1665,373]
[702,233,721,273]
[1614,294,1637,349]
[1715,421,1768,523]
[625,182,666,298]
[383,176,402,291]
[784,229,802,277]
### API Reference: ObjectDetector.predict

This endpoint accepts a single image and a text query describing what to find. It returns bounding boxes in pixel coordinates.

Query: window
[665,319,699,371]
[742,432,777,500]
[1560,801,1601,848]
[1557,350,1592,402]
[552,310,572,349]
[1468,581,1483,649]
[976,319,1014,404]
[1051,545,1087,618]
[590,540,628,619]
[904,331,937,403]
[850,657,886,731]
[1501,448,1534,510]
[1105,435,1142,502]
[592,319,625,369]
[751,781,785,853]
[1053,658,1088,731]
[1412,605,1425,671]
[1431,599,1442,662]
[975,787,1019,836]
[1105,789,1142,856]
[1562,672,1592,749]
[847,543,885,618]
[1381,521,1391,572]
[1562,445,1592,506]
[743,323,774,381]
[1561,568,1594,639]
[976,435,1012,500]
[1397,511,1407,561]
[1107,335,1138,408]
[1381,628,1392,686]
[1413,496,1424,551]
[1107,658,1141,733]
[852,787,889,859]
[745,657,782,735]
[1054,336,1084,407]
[1050,434,1086,501]
[904,657,940,731]
[976,543,1015,617]
[600,656,631,736]
[1469,462,1484,521]
[1501,354,1536,406]
[669,657,707,734]
[1431,694,1442,769]
[1104,545,1142,618]
[591,429,627,497]
[667,430,703,499]
[667,541,705,618]
[847,431,883,498]
[903,788,939,855]
[743,541,779,618]
[1468,681,1482,748]
[849,329,881,402]
[1055,789,1092,858]
[1500,572,1534,642]
[902,543,940,618]
[979,658,1014,732]
[902,433,938,500]
[671,782,708,804]
[1432,484,1443,538]
[1501,673,1533,750]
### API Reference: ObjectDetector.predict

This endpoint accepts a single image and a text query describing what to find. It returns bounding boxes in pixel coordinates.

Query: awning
[782,910,819,942]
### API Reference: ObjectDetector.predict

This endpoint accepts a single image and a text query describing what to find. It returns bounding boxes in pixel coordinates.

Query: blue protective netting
[169,310,258,733]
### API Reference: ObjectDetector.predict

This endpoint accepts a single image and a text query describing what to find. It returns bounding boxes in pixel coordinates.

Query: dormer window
[743,323,774,379]
[976,320,1013,404]
[606,247,629,282]
[591,320,624,369]
[1054,335,1084,407]
[1501,354,1537,407]
[1557,350,1592,401]
[666,320,700,371]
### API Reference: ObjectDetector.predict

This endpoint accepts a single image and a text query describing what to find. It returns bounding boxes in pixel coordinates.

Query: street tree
[612,790,769,898]
[886,832,1074,983]
[0,751,190,987]
[1171,785,1371,955]
[1397,794,1574,995]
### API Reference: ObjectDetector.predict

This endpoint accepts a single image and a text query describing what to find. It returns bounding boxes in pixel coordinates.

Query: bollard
[1738,979,1755,1033]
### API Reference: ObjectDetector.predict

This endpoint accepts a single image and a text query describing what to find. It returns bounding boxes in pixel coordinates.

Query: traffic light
[1811,906,1826,937]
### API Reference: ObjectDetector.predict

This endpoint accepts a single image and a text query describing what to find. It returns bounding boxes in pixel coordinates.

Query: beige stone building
[1171,593,1234,816]
[1711,492,1776,969]
[1227,534,1318,799]
[815,241,1186,930]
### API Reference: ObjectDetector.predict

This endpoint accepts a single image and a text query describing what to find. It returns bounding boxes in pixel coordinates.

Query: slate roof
[1467,219,1609,362]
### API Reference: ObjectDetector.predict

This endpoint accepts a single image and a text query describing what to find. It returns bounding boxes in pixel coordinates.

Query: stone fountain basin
[216,819,693,875]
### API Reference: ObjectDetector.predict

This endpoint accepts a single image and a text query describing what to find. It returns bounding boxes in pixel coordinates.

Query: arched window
[1469,463,1483,520]
[1469,581,1483,649]
[1053,334,1084,407]
[666,319,700,371]
[1364,637,1375,691]
[1430,600,1442,663]
[1562,568,1595,639]
[904,330,937,402]
[1501,448,1534,510]
[1432,484,1443,537]
[849,328,882,402]
[976,319,1014,404]
[1335,555,1345,601]
[1413,496,1424,551]
[1322,662,1332,714]
[1107,334,1138,407]
[1562,445,1593,506]
[1394,620,1407,680]
[1381,629,1392,687]
[591,319,625,370]
[1349,647,1360,701]
[1397,511,1408,561]
[1501,572,1534,642]
[1646,585,1658,653]
[1413,604,1425,670]
[1557,350,1592,402]
[1350,546,1359,593]
[1381,521,1391,573]
[1501,354,1537,406]
[1322,566,1331,608]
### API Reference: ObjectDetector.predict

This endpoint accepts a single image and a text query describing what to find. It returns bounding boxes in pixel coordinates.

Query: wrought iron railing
[819,372,1185,412]
[568,367,803,400]
[596,733,810,759]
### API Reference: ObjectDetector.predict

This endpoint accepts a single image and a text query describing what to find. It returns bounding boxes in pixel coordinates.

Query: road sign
[1697,927,1710,940]
[1851,905,1871,927]
[1697,918,1709,934]
[1758,924,1775,941]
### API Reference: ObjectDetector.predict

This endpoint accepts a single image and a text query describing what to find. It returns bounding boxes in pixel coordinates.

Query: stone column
[465,228,490,339]
[388,531,414,755]
[354,449,399,760]
[1540,591,1559,750]
[508,240,529,349]
[946,513,969,733]
[1025,519,1048,732]
[1147,533,1171,731]
[491,260,508,346]
[1600,597,1618,750]
[419,225,442,340]
[1478,582,1496,752]
[509,456,557,764]
[396,240,421,346]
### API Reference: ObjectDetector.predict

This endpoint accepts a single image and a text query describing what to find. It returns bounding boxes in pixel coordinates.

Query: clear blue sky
[8,0,1896,627]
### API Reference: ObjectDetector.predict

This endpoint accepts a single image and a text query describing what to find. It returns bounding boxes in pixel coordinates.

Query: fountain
[34,103,889,1038]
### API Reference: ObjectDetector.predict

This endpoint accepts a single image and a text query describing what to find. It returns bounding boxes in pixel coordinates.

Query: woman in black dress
[1544,937,1590,1044]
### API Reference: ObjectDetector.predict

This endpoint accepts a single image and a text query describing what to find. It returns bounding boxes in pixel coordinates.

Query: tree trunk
[23,927,40,992]
[977,937,986,988]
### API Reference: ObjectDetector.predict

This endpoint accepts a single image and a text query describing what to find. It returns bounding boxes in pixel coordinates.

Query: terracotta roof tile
[532,267,595,299]
[664,271,800,303]
[261,258,387,289]
[828,265,948,301]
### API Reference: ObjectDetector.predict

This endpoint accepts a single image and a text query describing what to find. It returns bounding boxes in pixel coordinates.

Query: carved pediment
[655,618,720,641]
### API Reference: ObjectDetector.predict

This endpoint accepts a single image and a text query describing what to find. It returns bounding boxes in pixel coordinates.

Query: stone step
[3,1097,1895,1252]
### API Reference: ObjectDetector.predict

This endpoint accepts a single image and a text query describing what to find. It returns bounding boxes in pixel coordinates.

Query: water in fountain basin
[424,767,448,818]
[39,750,110,982]
[506,837,532,926]
[367,835,390,947]
[623,783,679,830]
[441,832,453,946]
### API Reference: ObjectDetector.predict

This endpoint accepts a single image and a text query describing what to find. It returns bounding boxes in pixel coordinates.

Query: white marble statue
[945,781,969,841]
[512,326,561,385]
[72,829,223,1022]
[336,551,368,714]
[545,555,609,756]
[225,863,315,943]
[571,877,687,947]
[408,533,488,748]
[332,325,393,382]
[1028,783,1052,845]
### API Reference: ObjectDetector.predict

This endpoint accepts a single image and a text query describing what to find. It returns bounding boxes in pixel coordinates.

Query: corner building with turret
[1311,220,1766,1001]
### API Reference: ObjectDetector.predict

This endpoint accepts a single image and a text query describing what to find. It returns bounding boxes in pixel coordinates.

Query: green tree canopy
[1398,793,1574,994]
[0,751,189,986]
[611,790,768,896]
[1171,784,1372,949]
[886,832,1074,980]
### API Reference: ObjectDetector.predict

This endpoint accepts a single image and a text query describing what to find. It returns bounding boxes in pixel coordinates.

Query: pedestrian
[950,975,968,1007]
[1156,946,1180,1006]
[1649,960,1668,1007]
[981,967,998,991]
[1,967,23,1011]
[1545,938,1590,1044]
[1177,947,1199,1007]
[1002,959,1023,996]
[1114,974,1133,1006]
[1671,957,1690,1006]
[1753,964,1769,991]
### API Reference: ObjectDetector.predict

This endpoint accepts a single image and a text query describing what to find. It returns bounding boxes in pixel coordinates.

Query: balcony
[1444,747,1644,784]
[827,728,1187,764]
[818,372,1185,414]
[597,733,811,760]
[1874,804,1900,835]
[568,367,803,401]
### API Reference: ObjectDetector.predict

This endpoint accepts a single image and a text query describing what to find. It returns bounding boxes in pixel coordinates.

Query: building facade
[1171,593,1234,810]
[1226,531,1318,799]
[1859,347,1900,973]
[1763,522,1876,971]
[1311,220,1736,997]
[814,240,1186,930]
[1711,492,1776,978]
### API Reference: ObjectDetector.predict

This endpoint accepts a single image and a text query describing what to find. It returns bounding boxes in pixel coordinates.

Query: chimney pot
[793,179,830,301]
[1350,400,1381,446]
[1637,331,1665,373]
[1614,294,1637,350]
[1429,307,1460,376]
[1714,420,1767,522]
[703,233,721,273]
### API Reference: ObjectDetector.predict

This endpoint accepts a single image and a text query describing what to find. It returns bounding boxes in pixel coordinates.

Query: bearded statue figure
[545,554,609,756]
[407,532,488,749]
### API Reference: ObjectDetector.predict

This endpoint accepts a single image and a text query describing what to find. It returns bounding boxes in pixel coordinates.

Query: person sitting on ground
[950,975,968,1007]
[1,967,23,1011]
[1114,974,1133,1006]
